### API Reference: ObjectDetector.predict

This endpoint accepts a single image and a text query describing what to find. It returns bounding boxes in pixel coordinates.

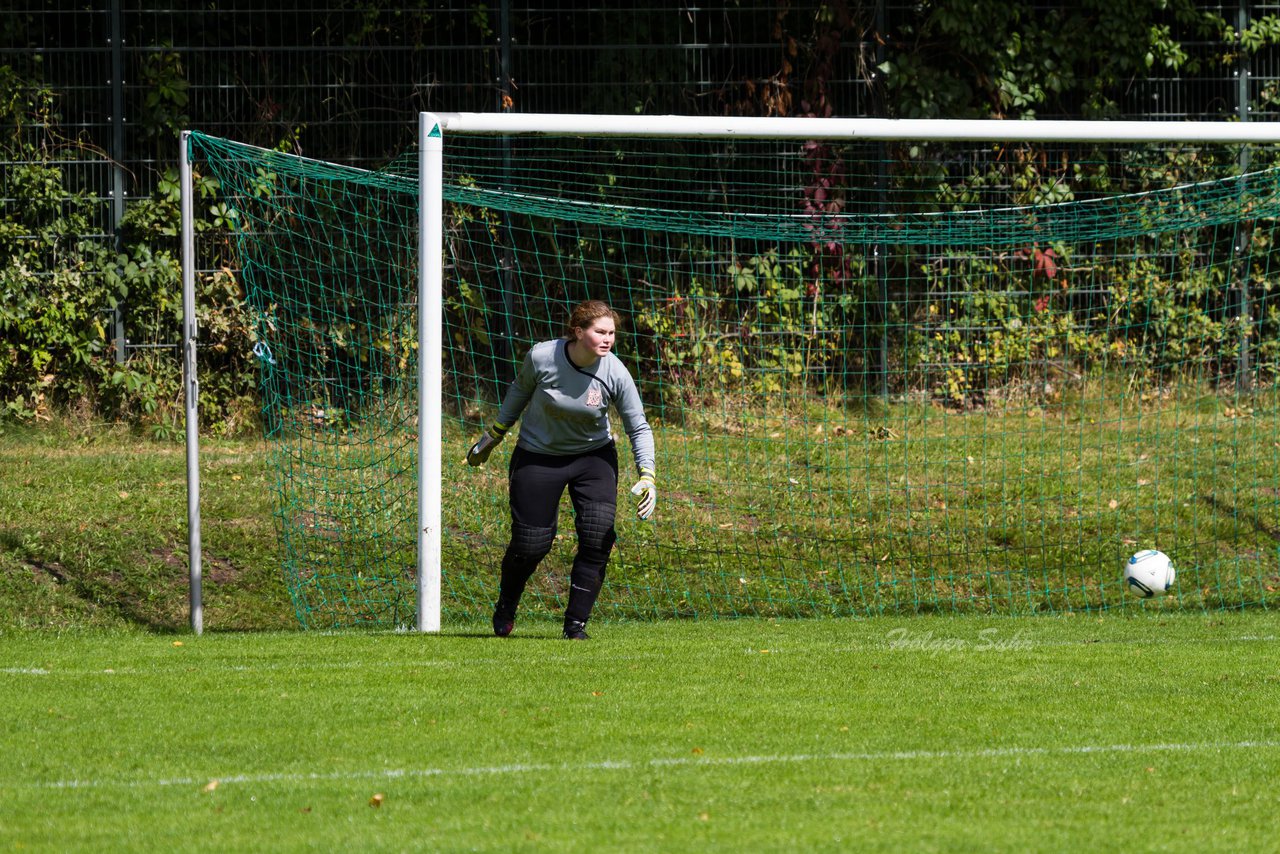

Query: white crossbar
[437,112,1280,143]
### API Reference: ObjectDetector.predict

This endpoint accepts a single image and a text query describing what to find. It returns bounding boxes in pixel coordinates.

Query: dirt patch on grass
[152,547,242,585]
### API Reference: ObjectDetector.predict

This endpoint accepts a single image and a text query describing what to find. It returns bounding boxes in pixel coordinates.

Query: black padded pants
[498,443,619,624]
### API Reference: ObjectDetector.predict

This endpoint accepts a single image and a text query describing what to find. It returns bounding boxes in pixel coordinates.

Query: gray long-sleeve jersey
[494,339,655,475]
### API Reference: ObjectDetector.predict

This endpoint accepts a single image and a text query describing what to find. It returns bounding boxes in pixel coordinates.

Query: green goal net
[187,124,1280,629]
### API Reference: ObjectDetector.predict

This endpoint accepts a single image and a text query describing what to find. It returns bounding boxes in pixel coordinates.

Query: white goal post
[181,112,1280,634]
[433,112,1280,143]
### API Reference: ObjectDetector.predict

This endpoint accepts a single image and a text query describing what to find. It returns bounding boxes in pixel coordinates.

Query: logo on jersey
[586,387,603,407]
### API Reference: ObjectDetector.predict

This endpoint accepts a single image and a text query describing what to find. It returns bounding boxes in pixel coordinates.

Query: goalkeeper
[467,299,656,640]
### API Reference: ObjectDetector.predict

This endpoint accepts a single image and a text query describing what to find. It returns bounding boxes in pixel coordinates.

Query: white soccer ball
[1124,549,1176,598]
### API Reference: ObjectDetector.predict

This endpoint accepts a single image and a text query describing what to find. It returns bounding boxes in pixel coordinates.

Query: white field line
[0,660,457,676]
[1,633,1276,677]
[23,739,1280,792]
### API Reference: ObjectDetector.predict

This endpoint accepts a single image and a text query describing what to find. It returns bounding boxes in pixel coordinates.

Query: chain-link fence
[2,2,1278,361]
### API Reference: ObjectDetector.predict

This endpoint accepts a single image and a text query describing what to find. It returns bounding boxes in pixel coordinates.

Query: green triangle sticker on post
[427,123,441,138]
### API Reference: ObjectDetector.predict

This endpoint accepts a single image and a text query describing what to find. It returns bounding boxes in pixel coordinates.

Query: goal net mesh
[188,129,1280,628]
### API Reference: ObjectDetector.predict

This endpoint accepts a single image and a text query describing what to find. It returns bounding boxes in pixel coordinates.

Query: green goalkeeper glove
[630,470,657,520]
[466,423,508,467]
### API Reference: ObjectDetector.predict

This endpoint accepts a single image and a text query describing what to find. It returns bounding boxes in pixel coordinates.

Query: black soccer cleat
[492,599,516,638]
[562,619,590,640]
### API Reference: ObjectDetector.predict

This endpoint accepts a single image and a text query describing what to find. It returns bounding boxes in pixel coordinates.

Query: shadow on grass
[0,529,187,633]
[1198,494,1280,544]
[442,631,566,641]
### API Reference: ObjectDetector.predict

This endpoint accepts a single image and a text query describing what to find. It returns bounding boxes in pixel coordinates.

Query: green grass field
[1,424,1278,850]
[2,616,1279,851]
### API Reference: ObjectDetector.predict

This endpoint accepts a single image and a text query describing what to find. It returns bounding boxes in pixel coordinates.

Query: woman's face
[574,316,616,358]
